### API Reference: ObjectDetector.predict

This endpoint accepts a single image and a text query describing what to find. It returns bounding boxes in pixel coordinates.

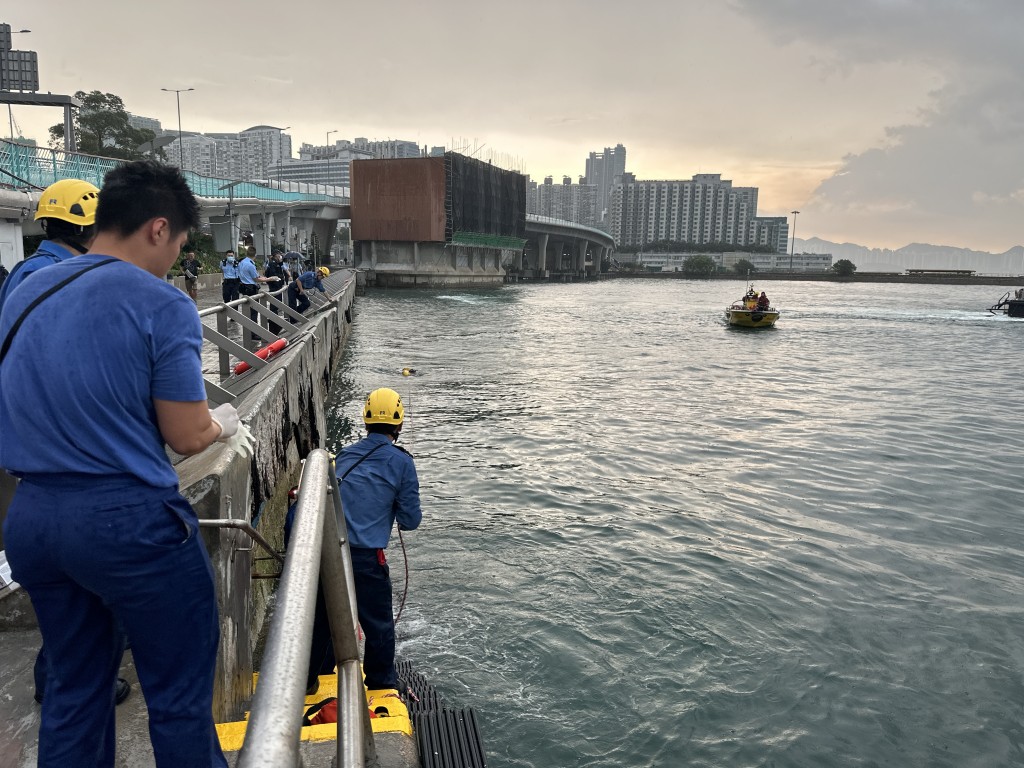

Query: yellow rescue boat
[725,286,780,328]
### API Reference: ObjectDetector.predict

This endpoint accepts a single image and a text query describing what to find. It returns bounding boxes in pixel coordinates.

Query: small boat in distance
[987,288,1024,317]
[726,284,780,328]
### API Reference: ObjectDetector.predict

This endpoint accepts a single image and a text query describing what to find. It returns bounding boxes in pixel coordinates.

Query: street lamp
[325,129,338,190]
[789,210,800,272]
[161,87,194,169]
[7,29,31,142]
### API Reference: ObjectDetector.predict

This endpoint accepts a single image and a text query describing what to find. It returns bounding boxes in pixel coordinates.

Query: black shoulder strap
[0,257,119,364]
[338,441,387,482]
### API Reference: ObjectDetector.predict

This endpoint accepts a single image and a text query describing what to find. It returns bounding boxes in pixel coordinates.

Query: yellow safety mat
[215,672,412,752]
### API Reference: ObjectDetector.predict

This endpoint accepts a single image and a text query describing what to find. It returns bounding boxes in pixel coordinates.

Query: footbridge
[0,139,348,267]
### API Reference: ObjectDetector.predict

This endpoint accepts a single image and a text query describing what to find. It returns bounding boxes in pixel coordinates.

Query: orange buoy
[233,338,288,375]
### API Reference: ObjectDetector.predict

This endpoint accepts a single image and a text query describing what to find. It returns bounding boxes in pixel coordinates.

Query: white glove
[210,403,240,440]
[209,403,254,457]
[224,423,254,457]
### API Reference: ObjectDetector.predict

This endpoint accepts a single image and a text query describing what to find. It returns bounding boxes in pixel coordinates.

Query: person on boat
[0,160,252,767]
[757,291,771,310]
[331,387,422,692]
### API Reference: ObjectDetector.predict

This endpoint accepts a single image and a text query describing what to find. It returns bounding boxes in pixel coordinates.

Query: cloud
[730,0,1024,250]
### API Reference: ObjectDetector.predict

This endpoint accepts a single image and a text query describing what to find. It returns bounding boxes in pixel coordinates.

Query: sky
[6,1,1023,253]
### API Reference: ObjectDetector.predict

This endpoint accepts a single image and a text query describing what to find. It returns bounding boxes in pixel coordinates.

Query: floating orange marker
[233,338,288,375]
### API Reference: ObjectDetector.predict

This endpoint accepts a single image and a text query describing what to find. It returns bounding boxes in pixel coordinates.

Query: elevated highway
[520,214,615,281]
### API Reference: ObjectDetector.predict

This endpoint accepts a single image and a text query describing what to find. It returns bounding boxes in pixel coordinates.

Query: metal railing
[198,273,349,403]
[237,449,378,768]
[0,139,346,204]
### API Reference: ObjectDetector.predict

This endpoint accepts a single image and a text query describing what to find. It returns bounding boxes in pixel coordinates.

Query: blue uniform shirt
[336,433,422,549]
[238,257,259,286]
[0,240,78,313]
[221,259,239,279]
[295,271,326,293]
[0,254,207,487]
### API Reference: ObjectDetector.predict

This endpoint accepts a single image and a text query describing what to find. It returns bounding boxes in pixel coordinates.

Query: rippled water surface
[324,278,1024,768]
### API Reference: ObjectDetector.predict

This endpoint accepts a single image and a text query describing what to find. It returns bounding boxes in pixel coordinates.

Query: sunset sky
[6,1,1022,252]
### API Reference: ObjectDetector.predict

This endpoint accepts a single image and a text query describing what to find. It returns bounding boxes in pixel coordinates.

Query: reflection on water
[326,279,1024,768]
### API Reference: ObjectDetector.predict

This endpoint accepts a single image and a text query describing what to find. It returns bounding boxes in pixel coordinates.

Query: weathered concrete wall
[176,274,356,722]
[355,240,512,287]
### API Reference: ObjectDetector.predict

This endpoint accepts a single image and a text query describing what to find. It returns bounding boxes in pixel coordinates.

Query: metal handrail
[198,273,348,390]
[236,449,377,768]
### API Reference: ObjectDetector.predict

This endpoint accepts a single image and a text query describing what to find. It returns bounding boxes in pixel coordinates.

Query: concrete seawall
[178,272,357,722]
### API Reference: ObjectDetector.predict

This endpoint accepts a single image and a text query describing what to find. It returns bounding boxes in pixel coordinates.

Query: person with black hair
[0,178,99,312]
[181,250,202,303]
[331,387,422,693]
[0,160,248,767]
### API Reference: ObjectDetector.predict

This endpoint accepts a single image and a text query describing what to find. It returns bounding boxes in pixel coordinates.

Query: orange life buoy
[233,338,288,375]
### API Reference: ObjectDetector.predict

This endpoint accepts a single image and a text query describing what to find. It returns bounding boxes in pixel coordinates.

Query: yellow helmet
[318,266,330,278]
[363,388,404,425]
[35,179,100,226]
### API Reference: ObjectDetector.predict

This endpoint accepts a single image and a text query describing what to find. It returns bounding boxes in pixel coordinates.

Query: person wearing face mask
[220,250,240,303]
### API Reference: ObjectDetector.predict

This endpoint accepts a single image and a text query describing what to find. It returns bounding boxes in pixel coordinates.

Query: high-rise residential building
[348,137,420,159]
[609,173,786,252]
[240,125,293,179]
[527,175,597,227]
[584,144,627,228]
[127,114,162,134]
[269,142,374,187]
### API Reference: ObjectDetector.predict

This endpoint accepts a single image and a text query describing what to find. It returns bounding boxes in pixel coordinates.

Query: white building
[609,174,790,253]
[635,250,832,273]
[527,176,597,227]
[584,144,627,228]
[270,144,374,187]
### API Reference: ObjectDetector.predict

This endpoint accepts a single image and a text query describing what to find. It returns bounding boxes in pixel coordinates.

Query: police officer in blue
[0,160,252,767]
[0,178,99,311]
[287,265,330,314]
[334,388,422,692]
[220,249,240,303]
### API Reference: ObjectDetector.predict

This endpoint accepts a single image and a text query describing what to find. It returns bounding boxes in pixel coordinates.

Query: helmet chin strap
[64,239,89,255]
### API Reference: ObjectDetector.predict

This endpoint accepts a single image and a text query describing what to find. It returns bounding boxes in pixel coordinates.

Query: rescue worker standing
[220,250,240,303]
[0,178,99,310]
[287,266,330,314]
[0,160,250,767]
[237,248,281,346]
[334,388,422,692]
[0,178,134,708]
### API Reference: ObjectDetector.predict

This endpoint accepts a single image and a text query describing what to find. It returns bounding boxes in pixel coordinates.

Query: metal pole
[326,129,338,191]
[162,87,193,170]
[175,91,183,167]
[236,451,330,768]
[789,210,799,272]
[324,468,379,767]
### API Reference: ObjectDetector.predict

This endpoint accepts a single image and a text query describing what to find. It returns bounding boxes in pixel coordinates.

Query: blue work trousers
[3,475,226,768]
[287,284,311,314]
[350,547,397,690]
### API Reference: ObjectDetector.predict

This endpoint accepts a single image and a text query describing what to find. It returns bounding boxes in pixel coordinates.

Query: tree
[832,259,857,277]
[683,253,716,277]
[48,90,156,159]
[733,259,756,275]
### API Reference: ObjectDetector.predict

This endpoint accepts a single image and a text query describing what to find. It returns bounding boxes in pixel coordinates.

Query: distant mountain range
[797,237,1024,275]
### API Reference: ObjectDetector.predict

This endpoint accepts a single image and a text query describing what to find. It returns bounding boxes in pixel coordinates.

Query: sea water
[325,278,1024,768]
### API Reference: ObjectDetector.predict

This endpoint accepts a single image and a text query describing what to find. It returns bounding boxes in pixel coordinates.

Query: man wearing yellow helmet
[286,265,330,314]
[315,387,421,694]
[0,178,99,312]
